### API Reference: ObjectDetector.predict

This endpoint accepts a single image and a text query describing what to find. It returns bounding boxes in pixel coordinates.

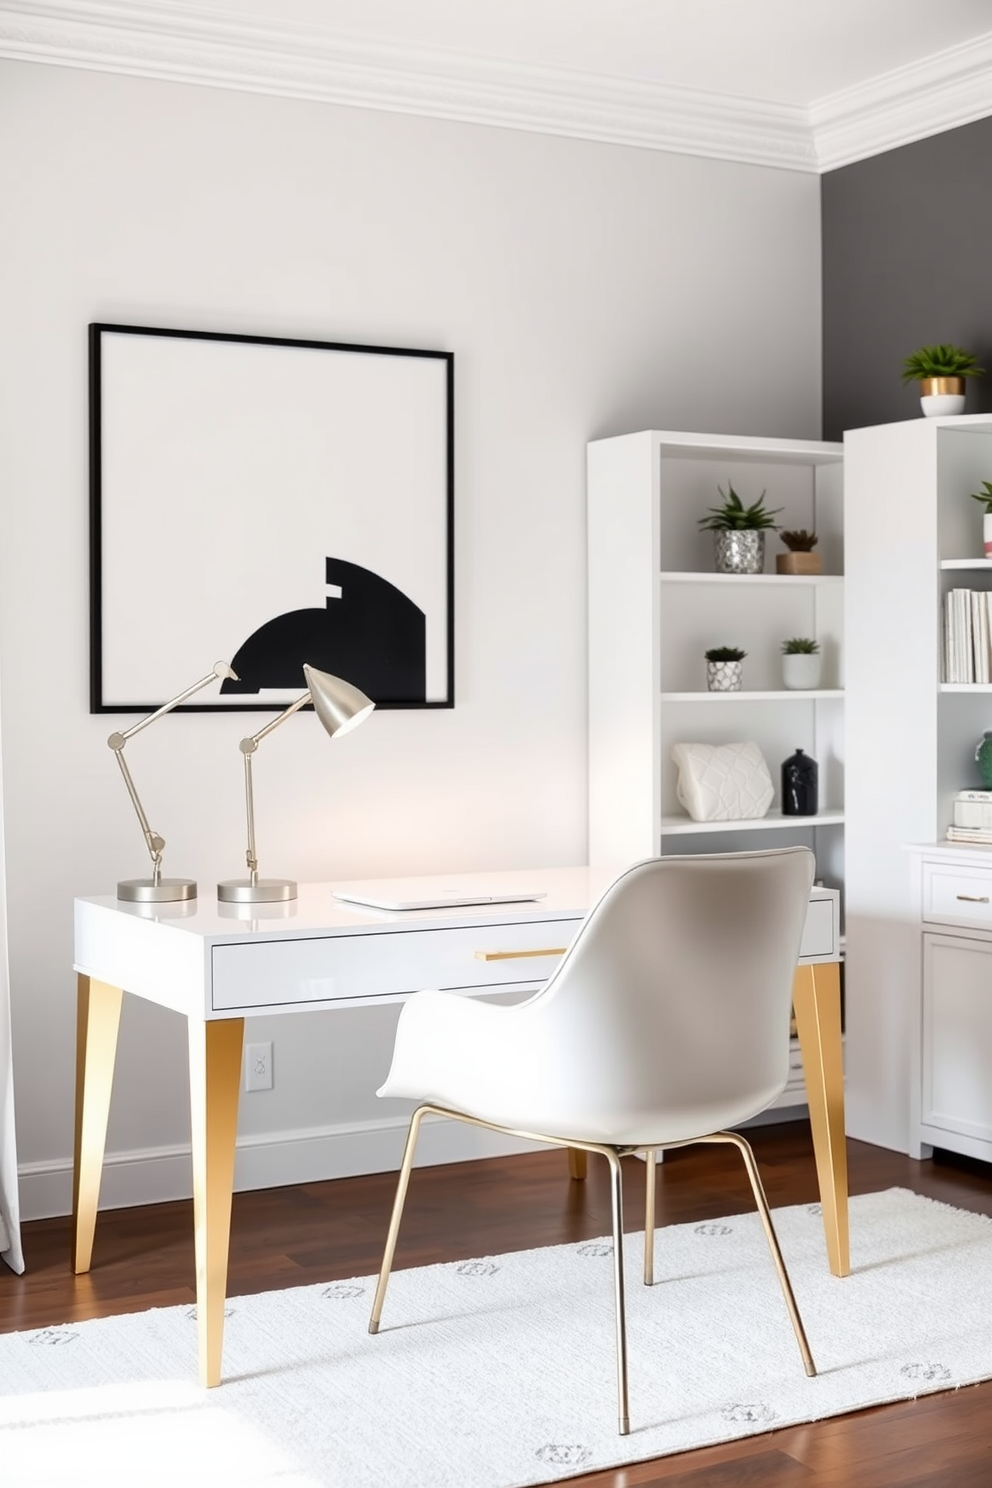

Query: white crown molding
[0,0,816,170]
[812,31,992,171]
[1,1,990,174]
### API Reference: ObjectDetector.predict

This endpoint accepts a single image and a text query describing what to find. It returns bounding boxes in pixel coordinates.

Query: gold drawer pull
[474,947,567,962]
[956,894,990,903]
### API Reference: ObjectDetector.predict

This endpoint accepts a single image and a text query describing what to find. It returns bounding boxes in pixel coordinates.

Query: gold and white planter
[918,376,966,418]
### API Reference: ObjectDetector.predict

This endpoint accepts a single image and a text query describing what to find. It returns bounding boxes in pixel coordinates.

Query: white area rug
[3,1188,992,1488]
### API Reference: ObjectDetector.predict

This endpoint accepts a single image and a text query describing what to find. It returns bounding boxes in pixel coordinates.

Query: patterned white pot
[984,512,992,558]
[706,660,743,692]
[713,531,765,574]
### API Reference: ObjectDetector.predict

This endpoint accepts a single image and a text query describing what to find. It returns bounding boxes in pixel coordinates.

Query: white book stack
[943,588,992,682]
[947,788,992,843]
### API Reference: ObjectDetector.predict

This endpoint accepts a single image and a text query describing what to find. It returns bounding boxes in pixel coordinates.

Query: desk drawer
[210,917,580,1011]
[923,863,992,927]
[799,897,836,959]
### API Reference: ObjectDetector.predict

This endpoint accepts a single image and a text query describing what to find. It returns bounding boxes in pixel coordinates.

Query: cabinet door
[922,932,992,1143]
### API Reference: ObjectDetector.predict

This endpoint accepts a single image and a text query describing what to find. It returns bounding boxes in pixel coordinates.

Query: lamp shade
[304,664,375,740]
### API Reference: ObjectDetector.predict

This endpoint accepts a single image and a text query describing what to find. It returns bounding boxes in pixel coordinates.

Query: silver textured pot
[706,660,743,692]
[713,530,765,574]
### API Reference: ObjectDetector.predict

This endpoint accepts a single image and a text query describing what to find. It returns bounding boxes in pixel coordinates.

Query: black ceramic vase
[782,748,818,816]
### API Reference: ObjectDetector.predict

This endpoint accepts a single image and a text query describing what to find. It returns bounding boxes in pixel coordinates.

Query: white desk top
[76,866,608,946]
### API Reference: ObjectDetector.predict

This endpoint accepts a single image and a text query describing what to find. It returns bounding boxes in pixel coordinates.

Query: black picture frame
[89,323,454,713]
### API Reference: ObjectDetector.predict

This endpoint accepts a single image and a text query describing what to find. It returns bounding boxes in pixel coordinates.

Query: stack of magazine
[944,588,992,683]
[947,787,992,844]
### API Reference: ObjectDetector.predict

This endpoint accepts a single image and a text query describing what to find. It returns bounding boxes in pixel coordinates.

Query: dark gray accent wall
[822,115,992,441]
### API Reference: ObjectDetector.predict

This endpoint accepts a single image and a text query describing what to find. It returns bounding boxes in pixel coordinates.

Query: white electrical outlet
[245,1041,273,1092]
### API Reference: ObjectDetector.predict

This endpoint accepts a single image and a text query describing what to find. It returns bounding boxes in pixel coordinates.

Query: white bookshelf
[586,429,844,885]
[843,414,992,1155]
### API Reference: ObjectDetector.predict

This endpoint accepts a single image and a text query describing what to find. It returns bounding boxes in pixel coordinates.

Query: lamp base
[217,878,298,904]
[117,877,197,903]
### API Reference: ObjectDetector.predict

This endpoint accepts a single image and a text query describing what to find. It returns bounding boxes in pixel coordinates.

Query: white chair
[368,847,817,1434]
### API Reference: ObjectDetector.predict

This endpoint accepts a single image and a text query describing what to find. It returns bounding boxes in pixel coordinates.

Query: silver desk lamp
[110,660,238,903]
[217,664,375,905]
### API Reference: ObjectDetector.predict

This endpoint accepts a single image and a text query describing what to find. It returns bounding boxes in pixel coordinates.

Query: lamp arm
[110,747,165,874]
[108,661,238,882]
[116,662,238,743]
[237,689,312,883]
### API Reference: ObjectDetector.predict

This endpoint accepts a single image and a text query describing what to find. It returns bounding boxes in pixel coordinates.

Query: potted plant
[697,483,782,575]
[901,343,985,417]
[777,529,822,576]
[781,636,821,691]
[704,645,746,692]
[971,479,992,558]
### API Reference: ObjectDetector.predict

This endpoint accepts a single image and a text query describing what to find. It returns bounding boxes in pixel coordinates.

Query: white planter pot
[984,512,992,559]
[782,653,821,690]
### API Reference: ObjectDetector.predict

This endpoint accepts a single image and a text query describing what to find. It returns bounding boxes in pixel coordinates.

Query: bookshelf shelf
[662,689,843,702]
[659,571,842,586]
[660,809,845,836]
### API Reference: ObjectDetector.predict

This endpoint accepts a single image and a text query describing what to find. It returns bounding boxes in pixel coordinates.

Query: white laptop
[332,878,548,912]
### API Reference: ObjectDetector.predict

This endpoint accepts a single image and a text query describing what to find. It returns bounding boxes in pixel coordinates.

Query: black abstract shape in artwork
[222,556,427,703]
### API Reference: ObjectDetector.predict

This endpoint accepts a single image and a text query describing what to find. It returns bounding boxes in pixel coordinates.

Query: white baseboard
[18,1099,812,1223]
[18,1114,552,1223]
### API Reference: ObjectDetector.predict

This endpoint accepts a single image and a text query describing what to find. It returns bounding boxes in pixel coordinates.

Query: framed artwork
[89,323,454,712]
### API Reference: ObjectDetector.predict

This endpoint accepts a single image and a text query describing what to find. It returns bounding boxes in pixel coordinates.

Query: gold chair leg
[72,976,124,1274]
[188,1016,244,1388]
[713,1131,815,1377]
[605,1149,630,1436]
[643,1149,656,1286]
[792,961,850,1277]
[567,1147,588,1180]
[369,1104,430,1333]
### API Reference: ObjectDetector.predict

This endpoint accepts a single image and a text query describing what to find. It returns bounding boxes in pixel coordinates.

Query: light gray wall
[0,60,823,1218]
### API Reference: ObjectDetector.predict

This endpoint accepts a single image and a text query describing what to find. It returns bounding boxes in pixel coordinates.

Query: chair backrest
[523,847,815,1144]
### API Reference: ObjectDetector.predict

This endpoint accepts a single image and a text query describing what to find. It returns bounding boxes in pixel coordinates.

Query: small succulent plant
[970,480,992,515]
[780,529,818,552]
[781,637,820,655]
[901,344,985,383]
[697,483,782,531]
[705,645,747,662]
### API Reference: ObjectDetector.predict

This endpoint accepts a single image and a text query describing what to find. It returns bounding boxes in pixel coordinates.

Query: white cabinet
[907,844,992,1161]
[844,416,992,1155]
[586,429,844,879]
[922,931,992,1157]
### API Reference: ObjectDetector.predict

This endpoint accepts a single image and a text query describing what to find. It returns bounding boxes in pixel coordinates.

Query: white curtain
[0,677,22,1274]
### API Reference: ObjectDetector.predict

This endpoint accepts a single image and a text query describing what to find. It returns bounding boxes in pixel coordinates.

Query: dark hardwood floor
[4,1120,992,1485]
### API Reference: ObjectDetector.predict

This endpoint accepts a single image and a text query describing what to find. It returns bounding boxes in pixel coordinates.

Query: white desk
[72,867,847,1386]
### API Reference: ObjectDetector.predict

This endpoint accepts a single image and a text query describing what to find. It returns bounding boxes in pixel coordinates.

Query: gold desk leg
[188,1016,244,1388]
[792,961,849,1278]
[567,1147,588,1180]
[643,1149,656,1286]
[72,976,124,1273]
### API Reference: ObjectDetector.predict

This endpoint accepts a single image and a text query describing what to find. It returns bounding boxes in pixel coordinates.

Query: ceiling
[3,0,992,171]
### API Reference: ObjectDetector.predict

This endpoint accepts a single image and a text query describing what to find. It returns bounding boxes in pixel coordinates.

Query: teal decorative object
[975,732,992,787]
